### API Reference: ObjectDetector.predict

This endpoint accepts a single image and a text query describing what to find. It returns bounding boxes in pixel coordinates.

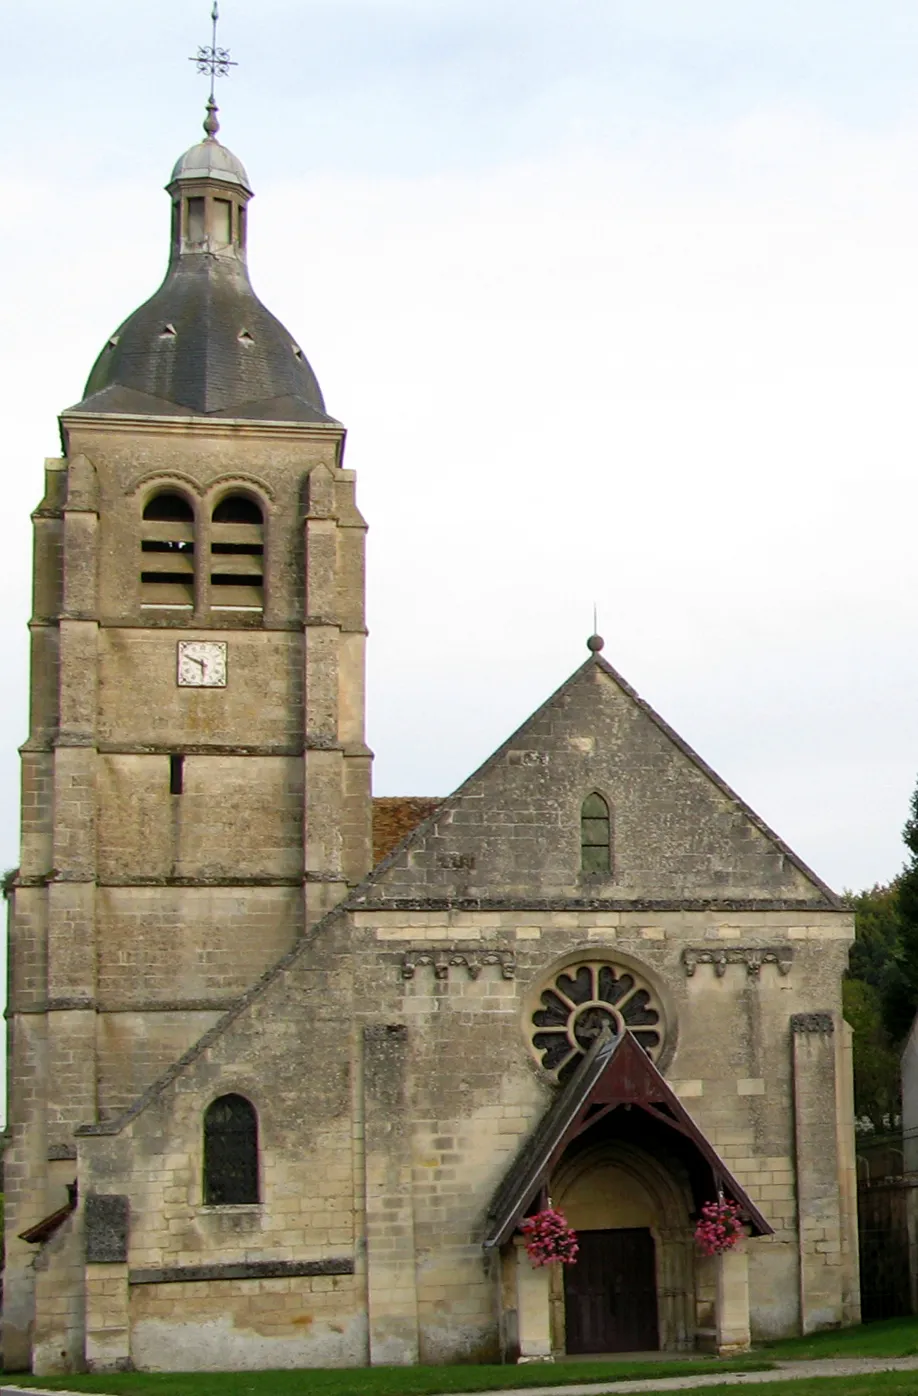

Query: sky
[4,0,918,900]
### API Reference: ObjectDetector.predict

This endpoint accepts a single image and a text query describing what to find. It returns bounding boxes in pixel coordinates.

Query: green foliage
[847,882,902,992]
[842,881,903,1127]
[842,776,918,1062]
[842,978,900,1130]
[882,780,918,1043]
[842,773,918,1122]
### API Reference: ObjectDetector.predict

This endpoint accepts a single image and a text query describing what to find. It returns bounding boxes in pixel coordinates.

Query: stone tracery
[530,960,664,1081]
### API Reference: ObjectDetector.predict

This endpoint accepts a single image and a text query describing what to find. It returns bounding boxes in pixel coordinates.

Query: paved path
[446,1354,918,1396]
[5,1355,918,1396]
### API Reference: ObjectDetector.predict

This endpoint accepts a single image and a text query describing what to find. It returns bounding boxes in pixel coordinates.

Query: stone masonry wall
[8,411,371,1371]
[32,1212,85,1375]
[62,900,854,1371]
[350,906,853,1354]
[96,632,305,751]
[129,1272,364,1371]
[95,889,302,1009]
[76,914,363,1371]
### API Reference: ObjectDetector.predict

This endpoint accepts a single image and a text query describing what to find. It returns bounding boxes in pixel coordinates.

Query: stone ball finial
[587,634,605,653]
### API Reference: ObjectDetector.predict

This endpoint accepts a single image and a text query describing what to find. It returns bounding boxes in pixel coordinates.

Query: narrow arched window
[581,793,611,873]
[186,197,206,245]
[210,494,264,613]
[213,198,232,246]
[203,1094,259,1206]
[141,491,195,610]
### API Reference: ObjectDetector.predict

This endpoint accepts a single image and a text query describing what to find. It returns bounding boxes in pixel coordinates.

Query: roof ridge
[353,657,600,896]
[75,905,350,1138]
[591,654,840,907]
[355,653,839,907]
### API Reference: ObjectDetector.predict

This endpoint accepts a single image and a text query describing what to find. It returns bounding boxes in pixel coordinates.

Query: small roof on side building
[372,796,442,866]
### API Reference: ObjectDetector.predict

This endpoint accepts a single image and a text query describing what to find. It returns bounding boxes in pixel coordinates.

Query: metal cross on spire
[189,2,237,138]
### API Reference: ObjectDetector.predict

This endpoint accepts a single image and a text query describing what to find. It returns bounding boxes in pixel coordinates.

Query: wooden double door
[563,1227,659,1354]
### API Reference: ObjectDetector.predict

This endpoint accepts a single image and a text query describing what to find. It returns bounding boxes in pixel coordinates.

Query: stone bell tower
[4,99,372,1366]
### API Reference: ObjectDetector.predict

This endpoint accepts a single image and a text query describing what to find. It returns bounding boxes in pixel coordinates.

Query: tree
[847,881,901,992]
[841,881,902,1129]
[843,976,900,1131]
[838,780,918,1122]
[883,781,918,1043]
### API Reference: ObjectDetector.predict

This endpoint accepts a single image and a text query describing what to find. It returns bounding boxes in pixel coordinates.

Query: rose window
[531,961,664,1081]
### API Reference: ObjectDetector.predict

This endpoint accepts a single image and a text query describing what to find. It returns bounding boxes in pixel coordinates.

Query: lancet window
[580,792,611,873]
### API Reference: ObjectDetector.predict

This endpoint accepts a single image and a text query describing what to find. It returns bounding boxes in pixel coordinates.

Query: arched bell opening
[140,489,196,611]
[209,492,265,615]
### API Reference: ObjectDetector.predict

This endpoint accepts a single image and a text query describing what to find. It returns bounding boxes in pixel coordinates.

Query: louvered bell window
[141,491,195,610]
[210,494,264,613]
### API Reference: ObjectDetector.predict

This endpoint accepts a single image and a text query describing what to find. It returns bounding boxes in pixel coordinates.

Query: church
[4,95,860,1375]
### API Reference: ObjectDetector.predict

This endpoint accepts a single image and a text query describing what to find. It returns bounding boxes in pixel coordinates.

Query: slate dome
[73,117,334,425]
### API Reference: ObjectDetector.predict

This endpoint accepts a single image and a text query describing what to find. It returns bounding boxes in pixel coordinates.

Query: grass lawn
[0,1357,770,1396]
[763,1316,918,1361]
[6,1370,918,1396]
[7,1317,918,1396]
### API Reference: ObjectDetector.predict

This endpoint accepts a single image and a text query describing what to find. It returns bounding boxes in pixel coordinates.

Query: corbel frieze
[791,1011,834,1033]
[681,946,794,979]
[400,949,516,981]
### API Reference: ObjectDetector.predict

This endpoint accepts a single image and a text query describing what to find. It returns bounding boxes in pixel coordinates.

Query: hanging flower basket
[520,1208,579,1267]
[695,1198,744,1256]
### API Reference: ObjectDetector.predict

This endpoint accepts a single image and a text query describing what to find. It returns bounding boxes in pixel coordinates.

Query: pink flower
[694,1200,743,1256]
[520,1208,579,1266]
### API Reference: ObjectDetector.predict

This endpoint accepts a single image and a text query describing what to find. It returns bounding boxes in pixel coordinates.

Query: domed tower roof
[169,136,251,192]
[72,102,335,425]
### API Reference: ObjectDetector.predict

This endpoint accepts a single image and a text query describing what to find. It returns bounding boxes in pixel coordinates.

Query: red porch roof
[484,1030,772,1249]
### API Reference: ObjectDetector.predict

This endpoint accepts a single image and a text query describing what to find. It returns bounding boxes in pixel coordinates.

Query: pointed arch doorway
[485,1030,771,1360]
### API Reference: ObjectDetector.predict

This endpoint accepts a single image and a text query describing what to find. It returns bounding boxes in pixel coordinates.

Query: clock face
[177,641,227,688]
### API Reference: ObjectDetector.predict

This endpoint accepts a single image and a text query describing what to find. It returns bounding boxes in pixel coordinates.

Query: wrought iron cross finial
[189,2,237,137]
